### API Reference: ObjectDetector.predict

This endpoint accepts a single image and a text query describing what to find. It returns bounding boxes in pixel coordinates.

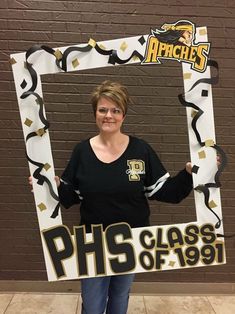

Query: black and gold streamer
[21,45,61,218]
[20,39,145,218]
[20,38,227,233]
[178,60,229,236]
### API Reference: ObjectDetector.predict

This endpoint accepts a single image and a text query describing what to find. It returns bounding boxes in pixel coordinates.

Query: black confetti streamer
[178,60,229,237]
[20,38,145,219]
[21,45,61,218]
[20,38,229,235]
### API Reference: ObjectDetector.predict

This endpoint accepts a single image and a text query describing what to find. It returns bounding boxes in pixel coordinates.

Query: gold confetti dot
[37,203,47,211]
[132,55,140,61]
[191,109,198,118]
[120,41,128,52]
[24,118,33,127]
[43,163,51,171]
[72,58,79,68]
[183,73,192,80]
[196,184,204,193]
[88,38,96,48]
[36,128,46,137]
[199,28,207,36]
[9,57,17,65]
[168,261,176,267]
[198,150,206,159]
[209,200,217,208]
[54,49,63,60]
[205,139,215,147]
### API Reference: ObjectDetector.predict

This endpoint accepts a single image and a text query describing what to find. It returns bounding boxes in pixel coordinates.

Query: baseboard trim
[0,281,234,295]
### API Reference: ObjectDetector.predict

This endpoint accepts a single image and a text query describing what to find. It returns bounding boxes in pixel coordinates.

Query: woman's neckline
[88,135,132,165]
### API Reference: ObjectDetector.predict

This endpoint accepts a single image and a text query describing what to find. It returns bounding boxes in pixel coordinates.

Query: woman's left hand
[185,156,221,175]
[185,162,192,175]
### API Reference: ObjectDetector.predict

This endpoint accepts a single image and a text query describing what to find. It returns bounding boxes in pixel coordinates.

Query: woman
[57,80,193,314]
[30,80,193,314]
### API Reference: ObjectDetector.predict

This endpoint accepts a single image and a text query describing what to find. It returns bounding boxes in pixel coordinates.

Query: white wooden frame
[10,25,226,281]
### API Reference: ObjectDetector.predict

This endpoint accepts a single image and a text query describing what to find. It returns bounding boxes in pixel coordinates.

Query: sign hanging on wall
[143,20,210,72]
[10,20,227,281]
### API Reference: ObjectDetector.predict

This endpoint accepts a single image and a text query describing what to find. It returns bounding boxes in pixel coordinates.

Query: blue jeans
[81,274,135,314]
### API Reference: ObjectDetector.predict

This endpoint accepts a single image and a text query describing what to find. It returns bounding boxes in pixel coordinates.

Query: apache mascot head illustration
[151,20,195,47]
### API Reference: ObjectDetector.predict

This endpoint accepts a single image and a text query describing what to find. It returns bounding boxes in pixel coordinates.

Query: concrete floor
[1,293,235,313]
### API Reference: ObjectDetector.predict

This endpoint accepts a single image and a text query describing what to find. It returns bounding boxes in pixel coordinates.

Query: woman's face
[95,97,125,134]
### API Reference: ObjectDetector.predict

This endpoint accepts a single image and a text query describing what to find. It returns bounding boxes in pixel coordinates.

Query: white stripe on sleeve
[144,172,170,198]
[61,179,83,200]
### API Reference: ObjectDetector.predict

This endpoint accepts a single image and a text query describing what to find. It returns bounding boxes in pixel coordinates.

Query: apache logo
[142,20,210,73]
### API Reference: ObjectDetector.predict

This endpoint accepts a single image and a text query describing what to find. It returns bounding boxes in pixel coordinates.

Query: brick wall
[0,0,234,282]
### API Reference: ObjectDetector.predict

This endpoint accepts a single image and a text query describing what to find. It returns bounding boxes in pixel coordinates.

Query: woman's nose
[105,109,112,117]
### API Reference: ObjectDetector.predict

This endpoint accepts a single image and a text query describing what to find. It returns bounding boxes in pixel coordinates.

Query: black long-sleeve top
[58,136,193,231]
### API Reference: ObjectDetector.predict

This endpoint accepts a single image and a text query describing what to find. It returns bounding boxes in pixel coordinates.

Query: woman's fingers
[185,162,192,175]
[216,155,221,167]
[28,175,60,192]
[186,155,221,176]
[55,176,61,187]
[28,176,33,192]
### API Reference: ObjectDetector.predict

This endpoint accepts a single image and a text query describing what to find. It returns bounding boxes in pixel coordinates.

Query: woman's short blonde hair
[91,80,130,116]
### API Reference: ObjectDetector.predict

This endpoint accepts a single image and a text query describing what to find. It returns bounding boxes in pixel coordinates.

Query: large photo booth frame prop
[10,22,227,281]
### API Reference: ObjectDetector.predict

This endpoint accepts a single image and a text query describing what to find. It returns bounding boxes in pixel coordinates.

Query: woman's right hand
[28,176,61,192]
[54,176,61,187]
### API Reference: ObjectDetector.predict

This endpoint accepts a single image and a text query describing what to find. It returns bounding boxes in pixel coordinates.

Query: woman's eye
[97,108,122,115]
[113,109,122,114]
[98,108,107,113]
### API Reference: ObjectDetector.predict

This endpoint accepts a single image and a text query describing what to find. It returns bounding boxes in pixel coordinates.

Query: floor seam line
[3,293,15,314]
